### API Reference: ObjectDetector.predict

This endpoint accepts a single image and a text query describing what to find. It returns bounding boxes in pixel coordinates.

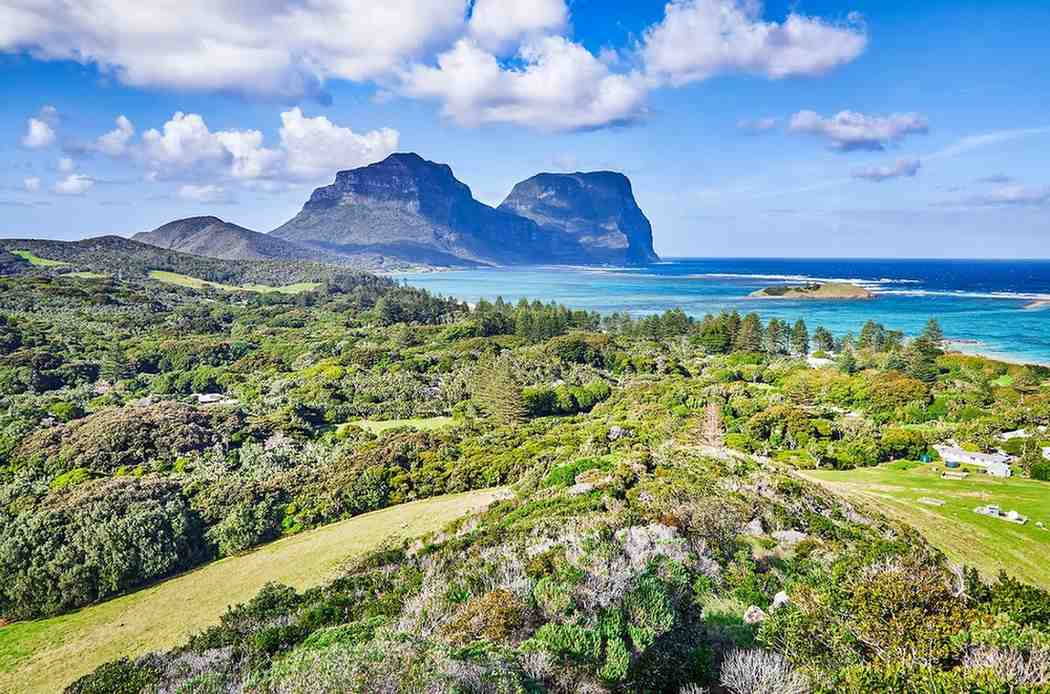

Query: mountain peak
[499,171,658,264]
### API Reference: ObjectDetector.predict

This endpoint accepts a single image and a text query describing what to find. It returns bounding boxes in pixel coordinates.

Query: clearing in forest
[805,463,1050,589]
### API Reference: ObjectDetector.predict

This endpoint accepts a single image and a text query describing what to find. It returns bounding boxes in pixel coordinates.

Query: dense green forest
[1,266,1049,693]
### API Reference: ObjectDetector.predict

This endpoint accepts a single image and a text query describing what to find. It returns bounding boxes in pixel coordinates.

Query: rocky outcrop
[499,172,659,265]
[271,153,582,266]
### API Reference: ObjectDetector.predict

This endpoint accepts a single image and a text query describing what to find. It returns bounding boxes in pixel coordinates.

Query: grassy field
[340,416,457,436]
[0,488,510,693]
[11,249,69,267]
[149,270,319,294]
[804,463,1050,589]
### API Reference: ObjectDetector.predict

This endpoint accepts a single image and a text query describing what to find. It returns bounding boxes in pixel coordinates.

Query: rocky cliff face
[133,217,317,262]
[271,153,584,266]
[272,154,658,266]
[499,172,659,265]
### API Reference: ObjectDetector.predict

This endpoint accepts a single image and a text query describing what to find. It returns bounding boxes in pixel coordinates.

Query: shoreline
[946,342,1050,368]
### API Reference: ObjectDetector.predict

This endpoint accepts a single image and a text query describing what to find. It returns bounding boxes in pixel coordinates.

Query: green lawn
[804,464,1050,589]
[11,249,69,267]
[339,416,457,436]
[149,270,319,294]
[0,488,509,694]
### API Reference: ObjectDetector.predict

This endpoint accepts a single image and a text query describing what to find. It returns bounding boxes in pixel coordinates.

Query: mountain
[133,216,317,262]
[499,171,659,265]
[272,153,587,266]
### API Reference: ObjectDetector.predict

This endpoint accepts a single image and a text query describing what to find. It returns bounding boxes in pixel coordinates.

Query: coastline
[946,342,1050,368]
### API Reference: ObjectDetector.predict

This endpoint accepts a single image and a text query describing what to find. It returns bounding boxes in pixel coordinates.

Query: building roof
[934,444,1012,466]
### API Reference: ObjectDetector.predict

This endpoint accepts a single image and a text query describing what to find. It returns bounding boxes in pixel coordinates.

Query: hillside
[132,216,320,262]
[1,272,1049,693]
[0,488,508,693]
[0,235,345,287]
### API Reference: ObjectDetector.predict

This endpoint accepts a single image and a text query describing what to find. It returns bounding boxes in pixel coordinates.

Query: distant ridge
[133,216,318,262]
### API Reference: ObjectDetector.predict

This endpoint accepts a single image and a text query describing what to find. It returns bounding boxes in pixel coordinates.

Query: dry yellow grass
[0,488,510,693]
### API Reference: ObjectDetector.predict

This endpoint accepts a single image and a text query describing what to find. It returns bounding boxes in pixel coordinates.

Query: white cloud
[0,1,468,99]
[401,37,648,131]
[95,115,135,156]
[54,173,95,195]
[737,116,778,133]
[468,0,569,54]
[641,0,866,86]
[92,108,396,184]
[278,107,399,180]
[969,185,1050,206]
[23,176,41,192]
[178,184,234,204]
[140,112,226,168]
[215,130,283,180]
[58,156,75,172]
[22,117,56,148]
[852,158,921,182]
[789,110,929,151]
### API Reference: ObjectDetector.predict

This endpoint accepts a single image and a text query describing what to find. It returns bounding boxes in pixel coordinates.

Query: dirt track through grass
[0,488,510,693]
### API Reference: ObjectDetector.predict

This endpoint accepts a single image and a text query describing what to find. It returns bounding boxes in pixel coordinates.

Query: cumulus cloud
[178,184,234,204]
[641,0,866,86]
[54,173,95,195]
[23,176,41,192]
[278,108,400,179]
[737,117,778,134]
[22,115,56,148]
[0,1,468,100]
[95,115,135,156]
[852,158,921,182]
[468,0,569,54]
[788,110,929,151]
[400,37,648,131]
[91,108,397,184]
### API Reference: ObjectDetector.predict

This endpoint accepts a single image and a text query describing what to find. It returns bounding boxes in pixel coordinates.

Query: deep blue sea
[394,259,1050,365]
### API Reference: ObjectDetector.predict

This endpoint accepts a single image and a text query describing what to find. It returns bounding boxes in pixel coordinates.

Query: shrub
[720,648,808,694]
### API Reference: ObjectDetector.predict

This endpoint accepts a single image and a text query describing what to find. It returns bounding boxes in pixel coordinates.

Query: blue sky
[2,0,1049,258]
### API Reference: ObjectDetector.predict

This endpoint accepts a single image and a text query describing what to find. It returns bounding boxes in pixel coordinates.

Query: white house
[1043,447,1050,461]
[999,429,1028,440]
[935,444,1014,477]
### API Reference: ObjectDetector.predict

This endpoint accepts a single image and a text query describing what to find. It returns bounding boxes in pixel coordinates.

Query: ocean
[394,258,1050,366]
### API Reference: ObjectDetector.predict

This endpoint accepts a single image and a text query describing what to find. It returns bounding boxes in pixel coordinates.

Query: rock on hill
[133,217,317,262]
[499,171,659,265]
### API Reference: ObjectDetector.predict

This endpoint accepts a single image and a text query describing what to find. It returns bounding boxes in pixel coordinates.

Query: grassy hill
[149,270,320,294]
[0,488,509,693]
[804,463,1050,589]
